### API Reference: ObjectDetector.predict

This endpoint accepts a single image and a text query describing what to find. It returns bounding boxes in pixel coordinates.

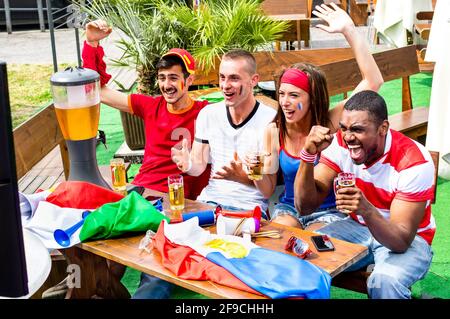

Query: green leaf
[79,0,289,93]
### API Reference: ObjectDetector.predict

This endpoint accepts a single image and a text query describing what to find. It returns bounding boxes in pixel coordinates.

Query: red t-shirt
[129,94,210,199]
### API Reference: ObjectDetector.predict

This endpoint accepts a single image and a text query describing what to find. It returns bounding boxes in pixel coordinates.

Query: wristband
[300,149,318,164]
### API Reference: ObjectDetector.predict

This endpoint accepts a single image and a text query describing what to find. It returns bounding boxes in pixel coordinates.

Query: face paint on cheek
[239,86,243,96]
[180,81,184,91]
[297,102,303,111]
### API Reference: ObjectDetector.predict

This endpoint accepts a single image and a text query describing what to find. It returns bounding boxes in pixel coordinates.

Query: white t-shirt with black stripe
[194,101,276,211]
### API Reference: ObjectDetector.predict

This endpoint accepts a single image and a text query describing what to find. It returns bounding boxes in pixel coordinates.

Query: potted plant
[81,0,288,150]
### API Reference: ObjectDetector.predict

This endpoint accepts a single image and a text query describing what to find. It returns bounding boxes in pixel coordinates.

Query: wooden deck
[18,144,130,194]
[18,145,66,194]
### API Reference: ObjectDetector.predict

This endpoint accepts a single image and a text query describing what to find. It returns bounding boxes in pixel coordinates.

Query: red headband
[280,68,310,94]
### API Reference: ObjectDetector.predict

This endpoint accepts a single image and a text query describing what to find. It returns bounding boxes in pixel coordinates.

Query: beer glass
[168,174,185,211]
[110,158,127,195]
[334,172,356,213]
[246,151,265,181]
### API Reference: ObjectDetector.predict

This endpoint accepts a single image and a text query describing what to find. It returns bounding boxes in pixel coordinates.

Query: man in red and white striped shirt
[295,90,435,299]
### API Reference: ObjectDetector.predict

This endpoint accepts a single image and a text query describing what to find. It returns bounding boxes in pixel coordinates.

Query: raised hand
[171,138,191,172]
[304,125,334,155]
[312,2,355,34]
[85,19,112,45]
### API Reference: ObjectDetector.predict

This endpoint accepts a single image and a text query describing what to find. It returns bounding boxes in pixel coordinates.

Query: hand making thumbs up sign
[171,138,191,172]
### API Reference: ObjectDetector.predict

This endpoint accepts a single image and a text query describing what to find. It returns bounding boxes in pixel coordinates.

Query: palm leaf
[79,0,289,93]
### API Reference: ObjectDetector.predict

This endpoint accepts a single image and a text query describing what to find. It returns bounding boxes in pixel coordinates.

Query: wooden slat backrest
[321,45,419,96]
[13,103,69,180]
[193,47,355,86]
[193,45,419,100]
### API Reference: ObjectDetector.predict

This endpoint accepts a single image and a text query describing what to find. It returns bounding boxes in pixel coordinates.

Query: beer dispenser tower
[50,67,110,189]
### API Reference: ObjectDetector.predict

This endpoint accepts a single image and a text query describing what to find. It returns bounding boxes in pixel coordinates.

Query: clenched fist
[304,125,334,155]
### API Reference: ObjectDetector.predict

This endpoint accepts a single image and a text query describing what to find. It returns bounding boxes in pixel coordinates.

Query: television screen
[0,61,29,297]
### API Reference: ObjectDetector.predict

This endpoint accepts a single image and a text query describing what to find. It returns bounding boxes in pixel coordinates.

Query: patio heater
[50,67,110,189]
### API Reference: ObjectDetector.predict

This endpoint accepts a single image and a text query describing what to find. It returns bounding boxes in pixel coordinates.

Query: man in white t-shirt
[295,90,435,299]
[172,49,276,214]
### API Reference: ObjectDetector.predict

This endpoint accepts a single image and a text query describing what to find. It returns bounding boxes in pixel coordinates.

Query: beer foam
[54,84,100,109]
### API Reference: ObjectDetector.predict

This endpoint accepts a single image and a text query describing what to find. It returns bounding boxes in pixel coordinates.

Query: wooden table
[269,14,309,50]
[64,189,367,299]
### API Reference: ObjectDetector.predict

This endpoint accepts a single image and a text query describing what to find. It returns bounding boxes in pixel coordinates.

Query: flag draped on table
[22,181,168,249]
[46,181,124,209]
[153,218,331,299]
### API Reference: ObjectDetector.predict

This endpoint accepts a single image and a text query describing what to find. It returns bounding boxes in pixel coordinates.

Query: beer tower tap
[50,67,110,189]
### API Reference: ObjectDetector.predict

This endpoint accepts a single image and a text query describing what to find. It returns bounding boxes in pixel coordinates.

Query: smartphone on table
[311,235,335,252]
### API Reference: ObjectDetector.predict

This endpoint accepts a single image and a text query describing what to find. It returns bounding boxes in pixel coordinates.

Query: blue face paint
[297,102,303,110]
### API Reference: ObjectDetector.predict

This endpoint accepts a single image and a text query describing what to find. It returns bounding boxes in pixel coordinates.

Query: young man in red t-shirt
[82,20,210,299]
[82,20,210,200]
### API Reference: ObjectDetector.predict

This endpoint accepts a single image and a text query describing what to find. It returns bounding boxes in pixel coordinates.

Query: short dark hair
[156,55,190,79]
[222,49,257,75]
[344,90,388,125]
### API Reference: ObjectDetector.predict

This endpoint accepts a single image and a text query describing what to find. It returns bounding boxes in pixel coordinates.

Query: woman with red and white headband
[250,3,384,229]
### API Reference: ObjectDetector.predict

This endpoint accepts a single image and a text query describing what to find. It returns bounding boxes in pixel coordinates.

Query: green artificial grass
[96,72,449,299]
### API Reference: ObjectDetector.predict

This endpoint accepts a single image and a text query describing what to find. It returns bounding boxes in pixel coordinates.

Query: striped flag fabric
[154,218,331,299]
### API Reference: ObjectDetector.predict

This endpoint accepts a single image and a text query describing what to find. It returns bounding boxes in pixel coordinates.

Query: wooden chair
[414,10,434,72]
[332,150,440,295]
[325,1,370,26]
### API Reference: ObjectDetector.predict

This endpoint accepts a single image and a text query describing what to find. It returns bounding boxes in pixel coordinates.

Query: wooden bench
[193,45,429,144]
[14,103,69,189]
